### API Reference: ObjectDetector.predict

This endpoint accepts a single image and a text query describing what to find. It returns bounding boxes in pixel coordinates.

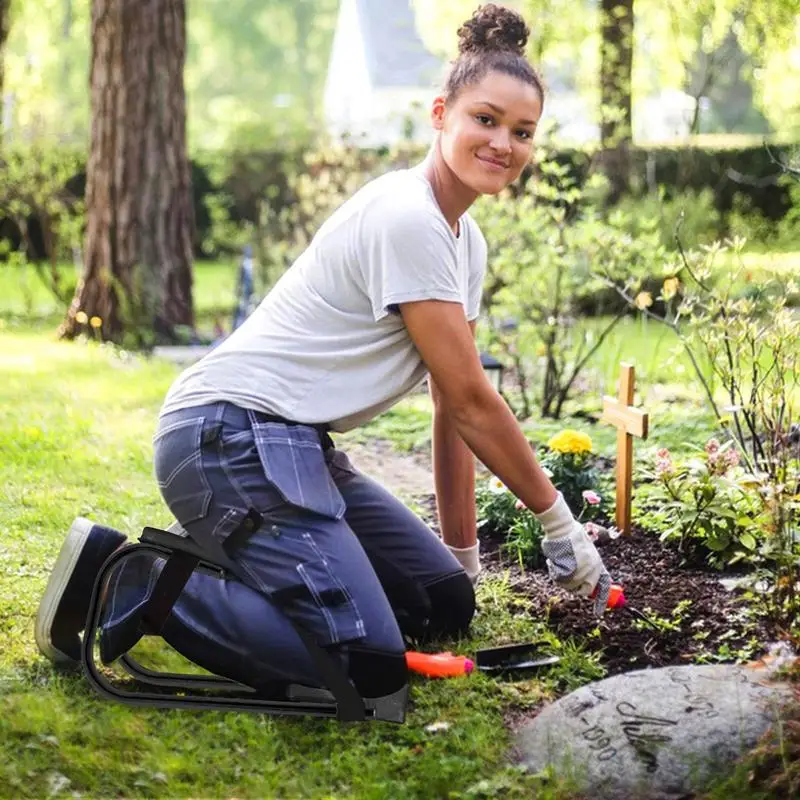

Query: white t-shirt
[161,165,487,432]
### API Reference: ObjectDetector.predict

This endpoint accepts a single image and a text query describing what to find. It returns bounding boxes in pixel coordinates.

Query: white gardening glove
[446,542,481,586]
[535,493,611,616]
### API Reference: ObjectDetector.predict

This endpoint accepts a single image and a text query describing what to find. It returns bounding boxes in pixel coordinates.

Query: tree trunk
[0,0,10,143]
[599,0,635,200]
[61,0,194,344]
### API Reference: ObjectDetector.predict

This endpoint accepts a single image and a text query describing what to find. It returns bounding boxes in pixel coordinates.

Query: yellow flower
[90,316,103,329]
[547,429,593,455]
[75,311,88,324]
[635,291,653,310]
[662,277,680,300]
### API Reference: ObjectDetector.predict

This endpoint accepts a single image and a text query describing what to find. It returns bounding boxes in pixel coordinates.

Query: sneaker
[35,517,127,663]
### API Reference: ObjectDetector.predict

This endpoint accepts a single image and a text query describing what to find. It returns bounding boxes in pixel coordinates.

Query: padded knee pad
[346,646,408,698]
[421,572,475,641]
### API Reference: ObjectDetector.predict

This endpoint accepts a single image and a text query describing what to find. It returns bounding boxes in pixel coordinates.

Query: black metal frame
[81,527,407,722]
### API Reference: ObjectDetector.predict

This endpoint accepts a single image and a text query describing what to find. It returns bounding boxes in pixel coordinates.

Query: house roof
[356,0,443,88]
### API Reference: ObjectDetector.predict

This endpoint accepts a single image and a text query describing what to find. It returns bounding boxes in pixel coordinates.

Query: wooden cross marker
[600,363,649,535]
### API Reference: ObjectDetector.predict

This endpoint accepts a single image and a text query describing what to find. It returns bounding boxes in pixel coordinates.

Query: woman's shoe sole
[35,518,126,662]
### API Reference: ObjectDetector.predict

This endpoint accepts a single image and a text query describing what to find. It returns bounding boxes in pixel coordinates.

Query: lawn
[0,259,241,328]
[0,328,611,799]
[0,260,791,798]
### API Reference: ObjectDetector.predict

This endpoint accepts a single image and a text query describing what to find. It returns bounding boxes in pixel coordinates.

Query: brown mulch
[478,526,771,675]
[415,491,772,675]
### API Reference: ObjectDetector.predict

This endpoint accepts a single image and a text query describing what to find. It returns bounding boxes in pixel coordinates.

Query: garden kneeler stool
[80,525,408,722]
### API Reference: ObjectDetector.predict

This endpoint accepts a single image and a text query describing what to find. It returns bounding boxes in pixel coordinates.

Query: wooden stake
[600,363,649,535]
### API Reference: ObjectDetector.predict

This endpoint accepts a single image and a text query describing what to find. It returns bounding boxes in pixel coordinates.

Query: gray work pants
[102,401,475,697]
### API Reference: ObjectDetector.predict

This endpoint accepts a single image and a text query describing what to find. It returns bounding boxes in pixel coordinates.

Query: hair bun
[457,4,530,57]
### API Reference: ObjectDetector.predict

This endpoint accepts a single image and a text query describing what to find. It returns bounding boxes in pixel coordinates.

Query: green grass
[0,267,786,797]
[0,259,239,330]
[351,312,720,461]
[0,327,607,800]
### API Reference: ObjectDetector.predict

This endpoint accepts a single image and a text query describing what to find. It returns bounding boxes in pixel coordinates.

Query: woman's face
[433,71,542,195]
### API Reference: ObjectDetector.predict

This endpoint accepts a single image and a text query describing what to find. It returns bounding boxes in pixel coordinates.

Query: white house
[323,0,699,148]
[323,0,444,147]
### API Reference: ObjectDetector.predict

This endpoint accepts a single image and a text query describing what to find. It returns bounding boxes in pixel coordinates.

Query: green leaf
[739,533,757,551]
[706,534,731,551]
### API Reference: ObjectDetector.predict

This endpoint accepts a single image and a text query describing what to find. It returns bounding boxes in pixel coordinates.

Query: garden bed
[480,527,769,676]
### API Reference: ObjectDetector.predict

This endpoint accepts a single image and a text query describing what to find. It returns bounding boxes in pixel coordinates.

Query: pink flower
[725,448,740,469]
[582,490,601,505]
[515,499,527,511]
[655,448,674,478]
[705,438,720,455]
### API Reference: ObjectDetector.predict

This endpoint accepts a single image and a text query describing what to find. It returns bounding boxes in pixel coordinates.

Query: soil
[479,528,770,676]
[342,437,770,676]
[340,440,434,498]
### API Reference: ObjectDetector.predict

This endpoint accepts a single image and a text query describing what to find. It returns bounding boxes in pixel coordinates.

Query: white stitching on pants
[216,436,256,511]
[297,562,337,642]
[212,508,242,540]
[240,560,273,595]
[287,438,305,506]
[152,415,204,444]
[302,533,365,638]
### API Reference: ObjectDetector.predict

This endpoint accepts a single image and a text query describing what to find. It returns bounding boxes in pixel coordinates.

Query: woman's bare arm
[429,323,477,548]
[400,299,557,513]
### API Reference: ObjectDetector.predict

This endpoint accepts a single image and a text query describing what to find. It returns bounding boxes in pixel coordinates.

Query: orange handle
[405,651,474,678]
[591,582,627,609]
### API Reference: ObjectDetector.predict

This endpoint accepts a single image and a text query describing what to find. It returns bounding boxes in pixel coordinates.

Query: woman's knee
[422,571,476,640]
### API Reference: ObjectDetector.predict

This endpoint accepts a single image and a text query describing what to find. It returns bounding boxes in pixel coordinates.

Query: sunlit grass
[0,260,791,796]
[0,327,605,799]
[0,259,239,329]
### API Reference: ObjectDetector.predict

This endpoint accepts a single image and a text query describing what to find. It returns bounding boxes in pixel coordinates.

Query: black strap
[141,550,199,635]
[290,627,365,721]
[137,532,365,720]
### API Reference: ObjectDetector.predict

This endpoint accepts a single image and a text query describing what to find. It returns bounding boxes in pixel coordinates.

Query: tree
[0,0,10,139]
[597,0,634,199]
[599,0,634,147]
[60,0,194,344]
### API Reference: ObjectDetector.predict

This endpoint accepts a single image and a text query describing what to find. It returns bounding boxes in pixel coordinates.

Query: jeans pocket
[296,557,366,646]
[245,529,365,647]
[153,415,213,525]
[251,421,346,520]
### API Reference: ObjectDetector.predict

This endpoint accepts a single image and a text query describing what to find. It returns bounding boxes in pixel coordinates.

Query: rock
[516,662,793,799]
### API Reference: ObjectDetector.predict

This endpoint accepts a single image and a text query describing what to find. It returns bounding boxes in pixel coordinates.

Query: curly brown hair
[443,4,544,105]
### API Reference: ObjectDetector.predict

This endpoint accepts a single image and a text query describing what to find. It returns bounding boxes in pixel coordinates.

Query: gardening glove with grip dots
[535,493,611,616]
[446,542,481,586]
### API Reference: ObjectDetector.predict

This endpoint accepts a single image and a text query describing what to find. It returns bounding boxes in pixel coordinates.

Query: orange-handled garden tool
[405,651,474,678]
[595,581,662,629]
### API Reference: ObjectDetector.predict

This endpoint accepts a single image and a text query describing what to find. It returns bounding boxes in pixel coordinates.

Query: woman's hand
[536,493,611,616]
[445,542,481,585]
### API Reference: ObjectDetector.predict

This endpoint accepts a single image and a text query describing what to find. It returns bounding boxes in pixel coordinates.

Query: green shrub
[539,429,604,520]
[605,238,799,634]
[0,147,85,308]
[472,156,665,420]
[610,187,723,250]
[728,174,800,250]
[476,429,609,569]
[637,439,763,569]
[476,476,521,540]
